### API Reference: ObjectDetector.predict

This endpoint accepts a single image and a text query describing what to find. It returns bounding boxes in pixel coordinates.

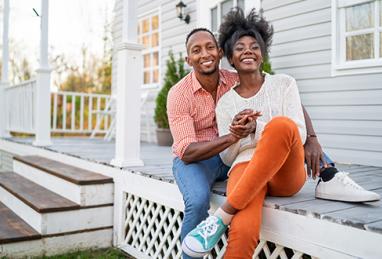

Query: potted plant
[154,51,188,146]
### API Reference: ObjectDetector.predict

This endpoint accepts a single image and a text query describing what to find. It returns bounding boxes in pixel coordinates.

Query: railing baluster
[80,95,84,131]
[104,97,109,130]
[71,94,75,130]
[53,92,58,130]
[88,96,93,131]
[96,97,101,130]
[63,94,67,131]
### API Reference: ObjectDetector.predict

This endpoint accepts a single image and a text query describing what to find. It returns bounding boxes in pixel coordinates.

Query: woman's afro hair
[218,8,273,61]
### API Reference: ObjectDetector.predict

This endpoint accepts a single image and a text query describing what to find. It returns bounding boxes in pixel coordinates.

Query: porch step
[0,201,40,244]
[0,172,113,235]
[13,155,113,206]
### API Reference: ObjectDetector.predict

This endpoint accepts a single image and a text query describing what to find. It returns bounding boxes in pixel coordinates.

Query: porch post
[33,0,52,146]
[111,0,144,167]
[0,0,11,138]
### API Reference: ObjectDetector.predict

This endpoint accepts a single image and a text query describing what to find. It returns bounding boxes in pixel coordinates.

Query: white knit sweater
[216,73,307,169]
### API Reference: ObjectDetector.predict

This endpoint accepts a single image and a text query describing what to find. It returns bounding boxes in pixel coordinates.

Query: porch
[1,137,381,258]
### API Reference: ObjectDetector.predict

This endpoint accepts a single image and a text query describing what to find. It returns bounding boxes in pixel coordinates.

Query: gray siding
[112,0,197,143]
[262,0,382,166]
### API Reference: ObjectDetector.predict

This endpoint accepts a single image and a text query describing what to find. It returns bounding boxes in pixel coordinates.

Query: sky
[2,0,114,72]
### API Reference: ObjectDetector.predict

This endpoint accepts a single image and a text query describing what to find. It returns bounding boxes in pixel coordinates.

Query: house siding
[262,0,382,166]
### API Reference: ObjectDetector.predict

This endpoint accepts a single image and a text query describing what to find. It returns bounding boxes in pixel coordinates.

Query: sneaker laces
[197,216,219,248]
[336,172,363,190]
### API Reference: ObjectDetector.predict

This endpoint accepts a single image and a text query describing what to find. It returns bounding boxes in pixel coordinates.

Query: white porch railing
[4,79,112,135]
[51,91,112,134]
[4,79,36,134]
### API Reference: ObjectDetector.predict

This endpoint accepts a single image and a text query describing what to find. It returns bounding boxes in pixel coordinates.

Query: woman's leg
[182,117,306,257]
[224,162,267,258]
[227,116,306,210]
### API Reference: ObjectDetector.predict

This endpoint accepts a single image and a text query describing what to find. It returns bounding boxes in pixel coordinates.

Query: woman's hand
[229,110,261,139]
[304,136,327,179]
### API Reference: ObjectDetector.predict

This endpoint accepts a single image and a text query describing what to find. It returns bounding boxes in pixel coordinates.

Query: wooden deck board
[0,202,41,244]
[14,155,113,185]
[5,137,382,234]
[0,172,80,213]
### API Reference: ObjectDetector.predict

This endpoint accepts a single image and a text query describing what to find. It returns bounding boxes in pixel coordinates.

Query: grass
[1,248,135,259]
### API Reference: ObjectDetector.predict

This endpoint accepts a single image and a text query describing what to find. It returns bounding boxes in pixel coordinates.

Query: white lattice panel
[122,192,314,259]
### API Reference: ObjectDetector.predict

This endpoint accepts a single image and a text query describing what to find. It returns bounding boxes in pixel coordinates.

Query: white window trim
[331,0,382,76]
[138,8,161,89]
[196,0,261,29]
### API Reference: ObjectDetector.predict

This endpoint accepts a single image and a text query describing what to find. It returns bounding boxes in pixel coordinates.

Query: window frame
[197,0,260,29]
[138,9,161,89]
[332,0,382,76]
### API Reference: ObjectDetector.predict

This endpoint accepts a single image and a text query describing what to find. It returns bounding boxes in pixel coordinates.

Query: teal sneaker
[182,215,227,257]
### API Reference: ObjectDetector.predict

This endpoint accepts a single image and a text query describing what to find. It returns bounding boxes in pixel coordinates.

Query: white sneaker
[315,172,380,202]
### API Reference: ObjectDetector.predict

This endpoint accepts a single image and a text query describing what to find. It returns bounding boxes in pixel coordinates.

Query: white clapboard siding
[264,0,331,22]
[312,120,382,137]
[273,22,331,45]
[297,74,382,92]
[304,105,382,121]
[271,36,331,57]
[271,50,330,69]
[263,0,382,166]
[277,64,331,80]
[300,89,382,106]
[271,8,331,32]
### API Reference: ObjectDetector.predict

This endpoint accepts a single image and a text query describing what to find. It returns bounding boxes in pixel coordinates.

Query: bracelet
[307,134,317,138]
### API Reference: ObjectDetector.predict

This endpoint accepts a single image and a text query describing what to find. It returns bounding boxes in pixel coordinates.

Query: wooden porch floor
[6,137,382,235]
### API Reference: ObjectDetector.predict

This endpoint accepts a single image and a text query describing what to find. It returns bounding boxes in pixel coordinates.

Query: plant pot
[156,128,173,146]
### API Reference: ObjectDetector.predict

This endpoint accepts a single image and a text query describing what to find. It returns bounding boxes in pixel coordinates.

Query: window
[332,0,382,75]
[210,0,245,34]
[138,12,160,88]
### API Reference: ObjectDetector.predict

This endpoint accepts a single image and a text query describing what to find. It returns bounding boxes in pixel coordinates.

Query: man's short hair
[185,28,218,49]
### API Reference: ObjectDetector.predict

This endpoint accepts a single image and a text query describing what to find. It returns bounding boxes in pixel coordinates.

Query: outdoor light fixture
[176,1,190,24]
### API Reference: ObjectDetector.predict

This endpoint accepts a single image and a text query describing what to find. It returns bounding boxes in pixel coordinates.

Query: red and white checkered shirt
[167,69,239,158]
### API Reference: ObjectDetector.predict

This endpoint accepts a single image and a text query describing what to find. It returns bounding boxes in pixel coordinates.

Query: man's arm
[182,135,238,163]
[302,105,327,178]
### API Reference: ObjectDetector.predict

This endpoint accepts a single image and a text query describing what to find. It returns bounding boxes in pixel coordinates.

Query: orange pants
[224,117,306,258]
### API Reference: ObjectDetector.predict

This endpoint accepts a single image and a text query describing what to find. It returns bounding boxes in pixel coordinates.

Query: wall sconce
[176,1,190,24]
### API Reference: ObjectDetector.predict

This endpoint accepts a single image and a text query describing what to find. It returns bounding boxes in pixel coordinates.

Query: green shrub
[154,51,189,129]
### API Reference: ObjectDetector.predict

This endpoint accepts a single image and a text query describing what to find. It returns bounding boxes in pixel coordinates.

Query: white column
[0,0,11,138]
[111,0,144,167]
[33,0,52,146]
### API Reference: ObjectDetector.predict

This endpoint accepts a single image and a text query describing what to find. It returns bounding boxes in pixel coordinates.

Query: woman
[182,8,307,258]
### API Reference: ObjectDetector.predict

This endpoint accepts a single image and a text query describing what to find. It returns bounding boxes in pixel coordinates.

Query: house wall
[112,0,197,143]
[262,0,382,166]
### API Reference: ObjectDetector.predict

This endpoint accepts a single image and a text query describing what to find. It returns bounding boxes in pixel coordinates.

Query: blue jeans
[173,155,229,259]
[322,152,335,167]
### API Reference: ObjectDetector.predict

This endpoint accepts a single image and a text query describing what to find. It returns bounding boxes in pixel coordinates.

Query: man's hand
[229,109,261,139]
[304,136,327,179]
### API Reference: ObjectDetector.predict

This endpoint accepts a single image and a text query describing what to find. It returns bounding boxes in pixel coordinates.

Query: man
[167,28,379,258]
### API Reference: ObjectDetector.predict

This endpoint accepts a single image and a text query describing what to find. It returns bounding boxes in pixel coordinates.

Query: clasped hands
[229,109,262,141]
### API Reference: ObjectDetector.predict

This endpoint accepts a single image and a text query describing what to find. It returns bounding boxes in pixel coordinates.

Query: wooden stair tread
[14,155,113,185]
[0,202,41,244]
[0,172,80,213]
